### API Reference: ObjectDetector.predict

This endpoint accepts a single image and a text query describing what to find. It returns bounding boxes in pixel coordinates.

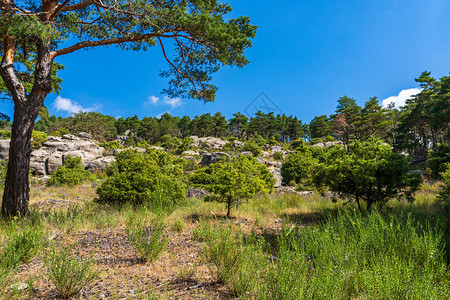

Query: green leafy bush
[175,137,193,155]
[438,163,450,202]
[44,246,98,298]
[47,156,95,186]
[0,129,11,139]
[31,130,47,150]
[97,149,186,208]
[126,215,168,263]
[281,151,317,185]
[313,138,422,211]
[191,155,274,217]
[428,143,450,179]
[243,141,261,157]
[273,151,284,161]
[99,140,122,151]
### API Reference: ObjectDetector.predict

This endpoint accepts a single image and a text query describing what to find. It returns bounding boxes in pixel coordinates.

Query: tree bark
[1,40,53,217]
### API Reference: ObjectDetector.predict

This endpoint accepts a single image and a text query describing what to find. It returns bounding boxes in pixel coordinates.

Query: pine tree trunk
[1,103,37,217]
[1,40,53,218]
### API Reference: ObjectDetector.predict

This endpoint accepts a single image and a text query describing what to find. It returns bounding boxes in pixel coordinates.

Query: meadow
[0,181,448,299]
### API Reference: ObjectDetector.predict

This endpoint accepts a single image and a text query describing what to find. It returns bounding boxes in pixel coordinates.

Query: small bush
[47,155,95,186]
[97,149,186,208]
[31,130,47,150]
[99,140,122,151]
[0,129,11,139]
[428,143,450,179]
[438,163,450,202]
[273,151,284,161]
[281,151,317,185]
[243,141,262,157]
[126,215,168,263]
[44,246,98,298]
[171,218,186,232]
[177,263,198,282]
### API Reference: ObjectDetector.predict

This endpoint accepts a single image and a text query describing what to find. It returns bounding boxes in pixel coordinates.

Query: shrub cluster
[96,149,186,208]
[47,156,95,186]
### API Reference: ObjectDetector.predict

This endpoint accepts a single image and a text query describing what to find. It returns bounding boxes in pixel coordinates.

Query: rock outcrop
[29,136,113,175]
[190,136,228,150]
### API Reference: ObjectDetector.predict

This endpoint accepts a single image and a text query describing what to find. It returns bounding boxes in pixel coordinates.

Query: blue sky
[3,0,450,123]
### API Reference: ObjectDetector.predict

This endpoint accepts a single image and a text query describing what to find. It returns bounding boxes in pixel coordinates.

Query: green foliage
[428,143,450,179]
[99,140,122,151]
[438,163,450,202]
[273,151,285,161]
[197,224,265,297]
[257,210,449,299]
[44,246,98,298]
[191,155,274,217]
[313,138,422,210]
[126,213,168,263]
[0,129,11,139]
[47,156,95,186]
[31,130,47,150]
[1,222,43,271]
[97,149,186,208]
[281,151,317,185]
[175,137,194,155]
[0,159,7,186]
[243,141,261,157]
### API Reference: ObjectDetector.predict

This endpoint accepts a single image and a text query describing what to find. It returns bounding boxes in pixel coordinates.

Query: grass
[0,182,449,298]
[44,245,98,298]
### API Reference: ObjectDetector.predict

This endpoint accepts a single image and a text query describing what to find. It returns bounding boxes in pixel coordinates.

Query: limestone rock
[88,156,116,172]
[186,189,209,199]
[62,134,79,141]
[269,168,282,187]
[200,152,231,166]
[0,139,10,160]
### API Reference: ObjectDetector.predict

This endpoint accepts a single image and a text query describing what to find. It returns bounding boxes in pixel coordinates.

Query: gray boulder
[240,151,253,156]
[270,145,283,152]
[88,156,116,172]
[201,152,231,166]
[62,134,79,141]
[269,168,282,188]
[46,152,64,174]
[182,150,199,156]
[0,139,10,160]
[78,132,92,139]
[186,189,209,199]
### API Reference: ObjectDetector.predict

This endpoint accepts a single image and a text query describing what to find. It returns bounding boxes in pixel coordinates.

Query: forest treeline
[11,71,443,159]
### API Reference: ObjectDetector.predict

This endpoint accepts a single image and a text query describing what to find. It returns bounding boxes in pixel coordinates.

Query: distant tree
[191,155,274,217]
[67,112,117,141]
[0,0,256,217]
[313,138,421,211]
[213,112,228,137]
[309,115,333,140]
[229,112,248,140]
[355,97,390,140]
[335,96,361,144]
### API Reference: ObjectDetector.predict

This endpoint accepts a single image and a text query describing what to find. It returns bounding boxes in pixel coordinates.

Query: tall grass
[198,209,450,299]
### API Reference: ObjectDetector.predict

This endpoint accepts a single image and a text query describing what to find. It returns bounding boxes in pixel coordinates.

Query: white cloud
[53,96,100,114]
[382,88,422,108]
[145,95,183,109]
[148,95,160,104]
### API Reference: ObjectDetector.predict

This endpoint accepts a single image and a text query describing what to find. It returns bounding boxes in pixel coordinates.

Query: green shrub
[438,163,450,202]
[281,151,317,185]
[177,263,198,282]
[250,134,267,146]
[47,156,95,186]
[97,149,186,208]
[0,159,7,186]
[99,140,122,151]
[31,130,47,150]
[44,246,98,298]
[0,129,11,139]
[191,155,274,217]
[126,214,168,263]
[313,138,422,211]
[243,141,261,157]
[428,143,450,179]
[273,151,284,161]
[175,137,193,155]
